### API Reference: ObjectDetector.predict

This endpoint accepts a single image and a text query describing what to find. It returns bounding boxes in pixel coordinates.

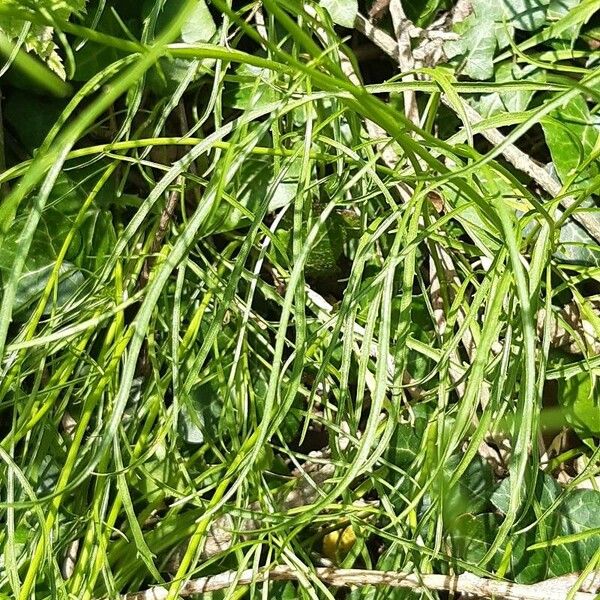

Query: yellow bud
[322,525,356,561]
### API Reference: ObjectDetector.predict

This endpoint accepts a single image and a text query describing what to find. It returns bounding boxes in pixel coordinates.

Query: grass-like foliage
[0,0,599,598]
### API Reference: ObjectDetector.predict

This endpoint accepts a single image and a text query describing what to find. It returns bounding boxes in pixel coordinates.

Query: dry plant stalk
[116,565,600,600]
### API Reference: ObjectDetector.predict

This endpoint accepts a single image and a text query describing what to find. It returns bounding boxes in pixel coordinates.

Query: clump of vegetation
[0,1,599,599]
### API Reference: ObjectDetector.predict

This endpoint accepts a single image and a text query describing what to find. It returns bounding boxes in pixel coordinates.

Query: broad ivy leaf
[491,472,560,516]
[538,164,600,266]
[223,64,279,110]
[0,206,84,316]
[305,209,345,279]
[499,64,545,113]
[319,0,358,28]
[472,92,505,118]
[556,217,600,266]
[443,455,494,524]
[180,0,216,43]
[541,95,600,186]
[558,371,600,439]
[179,380,222,444]
[384,422,419,468]
[445,14,497,80]
[451,513,504,567]
[556,489,600,555]
[472,0,505,21]
[497,474,600,583]
[502,0,551,31]
[494,20,515,49]
[519,489,600,582]
[142,0,217,95]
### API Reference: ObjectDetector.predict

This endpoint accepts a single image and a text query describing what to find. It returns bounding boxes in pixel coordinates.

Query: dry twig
[115,565,600,600]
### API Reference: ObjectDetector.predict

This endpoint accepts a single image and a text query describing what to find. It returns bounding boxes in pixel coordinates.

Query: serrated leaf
[320,0,358,28]
[0,0,85,77]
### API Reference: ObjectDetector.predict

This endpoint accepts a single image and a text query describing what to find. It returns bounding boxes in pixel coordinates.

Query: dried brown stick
[138,185,180,290]
[116,565,600,600]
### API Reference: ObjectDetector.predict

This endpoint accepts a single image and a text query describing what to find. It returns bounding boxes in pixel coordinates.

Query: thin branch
[115,565,600,600]
[389,0,419,125]
[138,183,181,290]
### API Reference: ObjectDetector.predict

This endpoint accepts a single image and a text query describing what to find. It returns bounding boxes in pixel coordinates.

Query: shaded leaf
[320,0,358,28]
[558,371,600,439]
[403,0,448,26]
[451,513,504,567]
[502,0,551,31]
[0,204,84,316]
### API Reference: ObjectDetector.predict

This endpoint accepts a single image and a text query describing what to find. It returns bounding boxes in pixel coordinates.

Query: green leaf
[471,63,544,117]
[451,513,504,567]
[0,203,84,317]
[520,489,600,581]
[501,0,551,31]
[384,422,419,468]
[180,0,216,43]
[556,215,600,266]
[0,0,86,79]
[143,0,217,95]
[442,455,494,524]
[498,63,545,113]
[73,1,140,81]
[491,471,560,516]
[541,95,600,186]
[403,0,447,26]
[305,211,345,279]
[179,380,222,444]
[319,0,358,28]
[223,64,279,110]
[558,371,600,439]
[445,14,497,80]
[547,0,583,46]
